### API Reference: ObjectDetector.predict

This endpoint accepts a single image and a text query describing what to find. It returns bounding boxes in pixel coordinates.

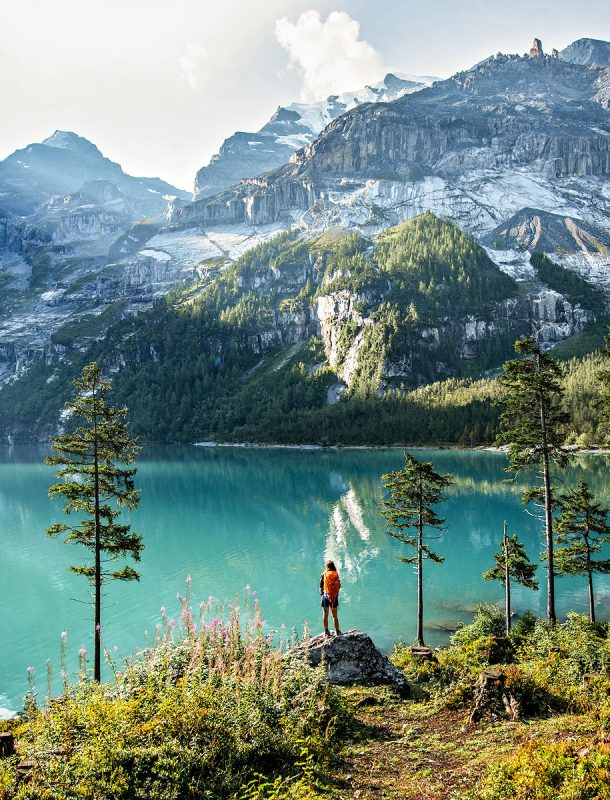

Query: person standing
[320,560,342,637]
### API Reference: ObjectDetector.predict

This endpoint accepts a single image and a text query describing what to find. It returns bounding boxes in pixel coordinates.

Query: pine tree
[600,328,610,444]
[46,362,143,681]
[483,521,538,635]
[496,338,569,624]
[381,452,453,646]
[555,480,610,623]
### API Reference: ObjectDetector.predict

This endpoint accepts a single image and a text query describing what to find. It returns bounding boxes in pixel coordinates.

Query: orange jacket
[322,569,341,602]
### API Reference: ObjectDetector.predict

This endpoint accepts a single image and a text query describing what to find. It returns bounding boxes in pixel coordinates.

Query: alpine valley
[1,37,609,444]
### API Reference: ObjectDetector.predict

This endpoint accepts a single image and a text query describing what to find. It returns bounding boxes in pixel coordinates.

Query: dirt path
[331,688,524,799]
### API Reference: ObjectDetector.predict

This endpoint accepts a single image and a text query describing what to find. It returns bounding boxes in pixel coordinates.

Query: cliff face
[193,74,432,200]
[171,50,610,233]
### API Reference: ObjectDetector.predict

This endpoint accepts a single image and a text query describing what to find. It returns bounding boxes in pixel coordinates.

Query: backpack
[323,570,341,602]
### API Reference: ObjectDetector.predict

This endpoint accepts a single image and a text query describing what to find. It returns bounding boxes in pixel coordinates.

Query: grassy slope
[3,611,610,799]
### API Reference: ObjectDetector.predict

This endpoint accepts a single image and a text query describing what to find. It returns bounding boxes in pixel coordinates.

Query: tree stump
[470,669,521,723]
[16,760,34,782]
[410,647,434,661]
[470,669,504,722]
[583,672,605,688]
[0,732,15,758]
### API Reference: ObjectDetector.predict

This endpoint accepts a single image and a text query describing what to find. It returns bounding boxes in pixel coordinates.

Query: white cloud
[180,42,207,90]
[275,10,386,102]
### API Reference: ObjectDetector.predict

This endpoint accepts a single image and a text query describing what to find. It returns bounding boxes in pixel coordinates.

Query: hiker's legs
[331,606,340,632]
[323,606,330,632]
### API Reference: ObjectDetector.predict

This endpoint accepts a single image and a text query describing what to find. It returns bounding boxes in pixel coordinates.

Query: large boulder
[287,630,409,695]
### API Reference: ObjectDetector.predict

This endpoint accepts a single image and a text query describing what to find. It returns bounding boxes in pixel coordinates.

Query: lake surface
[1,445,609,715]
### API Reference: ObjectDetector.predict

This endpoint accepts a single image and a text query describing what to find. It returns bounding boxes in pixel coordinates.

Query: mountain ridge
[193,73,436,200]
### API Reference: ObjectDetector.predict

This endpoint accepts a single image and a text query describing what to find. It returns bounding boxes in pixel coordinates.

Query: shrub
[468,740,610,799]
[509,610,537,647]
[2,593,344,799]
[451,604,505,647]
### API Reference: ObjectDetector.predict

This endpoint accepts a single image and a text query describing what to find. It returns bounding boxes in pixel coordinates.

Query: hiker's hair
[325,560,336,571]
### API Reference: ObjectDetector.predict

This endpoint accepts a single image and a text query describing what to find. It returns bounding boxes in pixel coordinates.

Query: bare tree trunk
[586,535,595,623]
[417,484,424,647]
[93,378,101,682]
[504,520,511,635]
[539,384,556,625]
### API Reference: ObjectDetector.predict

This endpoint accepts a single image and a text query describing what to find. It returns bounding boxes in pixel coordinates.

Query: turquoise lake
[1,445,609,716]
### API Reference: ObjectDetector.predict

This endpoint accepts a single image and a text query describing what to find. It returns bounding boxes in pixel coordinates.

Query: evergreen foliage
[483,523,538,634]
[381,453,453,646]
[1,221,609,448]
[375,212,517,321]
[496,338,570,624]
[555,480,610,623]
[46,362,142,681]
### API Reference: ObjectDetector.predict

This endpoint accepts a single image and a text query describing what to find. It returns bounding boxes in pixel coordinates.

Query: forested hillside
[0,214,606,444]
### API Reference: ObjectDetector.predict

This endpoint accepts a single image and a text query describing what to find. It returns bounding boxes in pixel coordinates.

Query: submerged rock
[287,629,409,694]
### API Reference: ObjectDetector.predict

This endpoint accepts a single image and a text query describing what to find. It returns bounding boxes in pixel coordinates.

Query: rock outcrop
[528,38,544,58]
[287,630,409,694]
[193,74,433,201]
[482,208,610,255]
[170,45,610,234]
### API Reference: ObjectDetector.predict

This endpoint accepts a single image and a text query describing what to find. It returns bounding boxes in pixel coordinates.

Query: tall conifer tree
[46,362,143,681]
[555,480,610,623]
[496,338,569,624]
[483,521,538,635]
[381,452,452,646]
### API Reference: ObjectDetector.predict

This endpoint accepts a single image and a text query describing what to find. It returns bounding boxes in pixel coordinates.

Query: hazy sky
[1,0,609,191]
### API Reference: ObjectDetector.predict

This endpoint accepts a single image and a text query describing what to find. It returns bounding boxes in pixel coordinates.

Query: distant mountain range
[194,73,437,200]
[172,38,610,249]
[0,130,190,219]
[0,36,608,442]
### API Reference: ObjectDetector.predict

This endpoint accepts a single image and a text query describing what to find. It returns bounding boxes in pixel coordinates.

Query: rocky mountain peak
[42,130,101,155]
[559,37,610,66]
[528,37,544,58]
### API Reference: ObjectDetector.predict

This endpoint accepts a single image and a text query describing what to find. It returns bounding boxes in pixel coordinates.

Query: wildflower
[169,619,176,630]
[27,666,35,676]
[61,631,68,641]
[96,623,101,632]
[252,590,257,597]
[245,584,251,592]
[79,647,87,657]
[187,575,192,585]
